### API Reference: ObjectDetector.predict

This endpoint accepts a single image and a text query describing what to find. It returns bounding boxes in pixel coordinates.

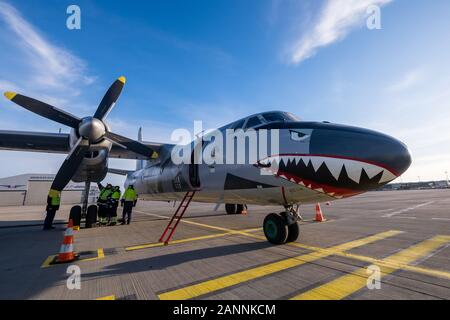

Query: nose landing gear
[263,205,301,245]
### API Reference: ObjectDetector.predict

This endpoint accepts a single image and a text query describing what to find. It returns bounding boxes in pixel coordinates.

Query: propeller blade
[3,92,81,128]
[50,138,90,191]
[93,76,126,120]
[105,131,158,159]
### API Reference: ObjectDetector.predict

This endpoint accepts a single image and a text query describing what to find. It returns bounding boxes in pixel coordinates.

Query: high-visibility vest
[51,196,61,206]
[99,188,112,201]
[48,189,61,206]
[123,188,137,202]
[111,190,121,200]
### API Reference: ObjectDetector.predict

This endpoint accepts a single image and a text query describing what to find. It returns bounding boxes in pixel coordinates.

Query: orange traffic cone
[56,219,79,263]
[315,203,326,222]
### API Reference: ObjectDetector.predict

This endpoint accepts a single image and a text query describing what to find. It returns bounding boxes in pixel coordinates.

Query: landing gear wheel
[225,204,237,215]
[85,205,98,229]
[69,206,81,227]
[286,222,300,243]
[263,213,288,245]
[236,204,244,214]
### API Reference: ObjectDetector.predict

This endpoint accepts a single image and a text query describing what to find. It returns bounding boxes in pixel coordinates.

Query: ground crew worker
[43,189,61,230]
[108,186,121,226]
[121,185,138,225]
[97,183,112,225]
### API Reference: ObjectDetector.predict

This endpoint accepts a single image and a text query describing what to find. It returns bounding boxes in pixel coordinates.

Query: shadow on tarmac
[85,241,273,278]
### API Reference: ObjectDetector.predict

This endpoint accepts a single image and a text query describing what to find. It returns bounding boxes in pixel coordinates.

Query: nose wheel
[263,206,300,244]
[263,213,288,244]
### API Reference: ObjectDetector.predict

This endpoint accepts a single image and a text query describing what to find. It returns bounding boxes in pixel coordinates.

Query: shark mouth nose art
[257,154,398,198]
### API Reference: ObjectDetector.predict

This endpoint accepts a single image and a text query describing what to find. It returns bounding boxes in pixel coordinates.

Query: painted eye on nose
[290,130,309,142]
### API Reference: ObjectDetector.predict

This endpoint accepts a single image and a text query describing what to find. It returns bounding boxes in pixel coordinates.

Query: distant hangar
[0,173,99,206]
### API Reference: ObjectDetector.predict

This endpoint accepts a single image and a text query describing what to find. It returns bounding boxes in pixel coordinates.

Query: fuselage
[125,112,412,206]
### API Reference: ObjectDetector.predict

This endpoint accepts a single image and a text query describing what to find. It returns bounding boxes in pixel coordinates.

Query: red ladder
[159,191,196,245]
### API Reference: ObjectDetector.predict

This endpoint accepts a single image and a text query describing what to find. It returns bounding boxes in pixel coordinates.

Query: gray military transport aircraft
[0,77,412,244]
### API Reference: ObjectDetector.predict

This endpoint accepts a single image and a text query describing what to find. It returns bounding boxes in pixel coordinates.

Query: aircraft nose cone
[310,125,412,184]
[256,123,412,198]
[383,138,412,177]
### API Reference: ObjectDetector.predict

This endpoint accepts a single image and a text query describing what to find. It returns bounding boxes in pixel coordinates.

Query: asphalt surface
[0,189,449,300]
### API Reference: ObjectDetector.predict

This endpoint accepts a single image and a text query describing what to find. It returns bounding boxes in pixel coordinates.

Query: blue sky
[0,0,449,185]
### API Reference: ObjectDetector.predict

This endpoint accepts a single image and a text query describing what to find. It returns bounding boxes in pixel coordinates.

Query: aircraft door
[189,144,201,189]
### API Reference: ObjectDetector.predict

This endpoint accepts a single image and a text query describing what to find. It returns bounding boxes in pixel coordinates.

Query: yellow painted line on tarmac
[125,228,261,252]
[135,210,256,235]
[332,250,450,281]
[41,255,55,268]
[130,210,450,282]
[96,295,115,300]
[41,248,105,268]
[137,210,314,245]
[398,262,450,280]
[82,248,105,262]
[291,235,450,300]
[137,210,339,253]
[282,239,450,281]
[158,230,402,300]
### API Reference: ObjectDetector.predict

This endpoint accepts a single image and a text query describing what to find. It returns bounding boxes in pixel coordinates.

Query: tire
[263,213,288,245]
[85,205,98,229]
[286,222,300,243]
[69,206,82,227]
[236,204,244,214]
[225,204,237,215]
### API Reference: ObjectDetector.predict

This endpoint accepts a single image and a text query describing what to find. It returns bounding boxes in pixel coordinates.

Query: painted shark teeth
[324,157,344,181]
[379,169,397,183]
[263,155,397,185]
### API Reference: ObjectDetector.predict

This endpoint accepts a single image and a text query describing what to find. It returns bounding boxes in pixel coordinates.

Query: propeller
[4,76,157,192]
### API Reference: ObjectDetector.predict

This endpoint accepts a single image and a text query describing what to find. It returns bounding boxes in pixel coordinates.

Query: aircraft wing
[0,130,164,160]
[0,130,70,154]
[110,141,165,160]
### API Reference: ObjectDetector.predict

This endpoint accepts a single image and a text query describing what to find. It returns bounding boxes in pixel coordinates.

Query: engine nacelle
[72,149,109,182]
[130,162,195,195]
[69,128,112,183]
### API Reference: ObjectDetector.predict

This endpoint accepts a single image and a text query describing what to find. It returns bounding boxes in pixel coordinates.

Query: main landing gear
[225,203,246,215]
[68,182,98,229]
[263,205,300,245]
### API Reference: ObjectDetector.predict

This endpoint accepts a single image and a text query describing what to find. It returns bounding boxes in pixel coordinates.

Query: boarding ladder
[159,191,196,245]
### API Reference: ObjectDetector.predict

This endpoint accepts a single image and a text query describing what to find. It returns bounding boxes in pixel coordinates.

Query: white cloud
[0,2,100,180]
[290,0,392,64]
[0,1,94,95]
[387,68,426,93]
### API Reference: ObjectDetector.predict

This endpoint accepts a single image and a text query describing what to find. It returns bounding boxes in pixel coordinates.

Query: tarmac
[0,189,449,300]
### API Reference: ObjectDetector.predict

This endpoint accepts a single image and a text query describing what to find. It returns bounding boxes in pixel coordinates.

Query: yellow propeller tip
[118,76,126,84]
[4,91,17,100]
[151,151,159,159]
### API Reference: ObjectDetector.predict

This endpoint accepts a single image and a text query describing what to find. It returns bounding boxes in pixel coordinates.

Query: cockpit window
[285,112,300,121]
[262,112,299,123]
[245,116,262,128]
[229,119,245,130]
